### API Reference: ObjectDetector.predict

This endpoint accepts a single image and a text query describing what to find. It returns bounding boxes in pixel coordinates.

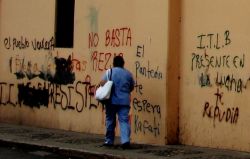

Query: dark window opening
[55,0,75,48]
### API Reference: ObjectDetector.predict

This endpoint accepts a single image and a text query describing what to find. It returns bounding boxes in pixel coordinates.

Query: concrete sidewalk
[0,123,250,159]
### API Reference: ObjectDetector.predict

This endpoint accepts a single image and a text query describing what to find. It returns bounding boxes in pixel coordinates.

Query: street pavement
[0,122,250,159]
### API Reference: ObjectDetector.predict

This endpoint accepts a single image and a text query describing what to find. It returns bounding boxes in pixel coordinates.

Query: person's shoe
[121,142,131,149]
[102,142,113,147]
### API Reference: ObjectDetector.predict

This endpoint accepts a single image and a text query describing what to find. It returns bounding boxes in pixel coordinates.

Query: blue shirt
[102,67,134,106]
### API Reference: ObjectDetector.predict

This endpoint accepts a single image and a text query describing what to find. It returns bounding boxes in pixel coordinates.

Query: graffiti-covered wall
[0,0,170,145]
[180,0,250,151]
[3,0,250,152]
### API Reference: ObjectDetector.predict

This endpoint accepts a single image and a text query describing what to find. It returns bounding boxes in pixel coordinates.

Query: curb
[0,139,125,159]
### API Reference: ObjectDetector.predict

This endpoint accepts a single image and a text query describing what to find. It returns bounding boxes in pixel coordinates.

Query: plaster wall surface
[180,0,250,151]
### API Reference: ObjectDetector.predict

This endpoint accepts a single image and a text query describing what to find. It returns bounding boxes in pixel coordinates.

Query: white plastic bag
[95,81,113,100]
[95,69,113,101]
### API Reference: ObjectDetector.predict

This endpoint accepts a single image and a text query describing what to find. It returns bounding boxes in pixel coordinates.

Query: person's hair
[113,56,124,68]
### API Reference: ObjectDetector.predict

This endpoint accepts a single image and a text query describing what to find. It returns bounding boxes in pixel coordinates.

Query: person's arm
[99,79,107,86]
[99,70,109,86]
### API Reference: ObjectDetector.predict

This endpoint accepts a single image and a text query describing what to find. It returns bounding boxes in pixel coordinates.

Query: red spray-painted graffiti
[88,27,132,72]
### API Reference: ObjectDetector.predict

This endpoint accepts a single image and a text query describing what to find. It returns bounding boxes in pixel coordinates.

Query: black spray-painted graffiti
[133,97,161,118]
[215,72,249,93]
[18,83,49,108]
[192,30,244,71]
[134,115,160,137]
[192,30,249,95]
[191,30,242,127]
[10,55,75,85]
[4,36,54,51]
[197,30,231,50]
[135,61,163,80]
[199,72,211,87]
[51,56,75,85]
[199,71,250,93]
[191,51,245,71]
[0,75,101,112]
[132,45,163,137]
[133,97,161,137]
[202,88,239,127]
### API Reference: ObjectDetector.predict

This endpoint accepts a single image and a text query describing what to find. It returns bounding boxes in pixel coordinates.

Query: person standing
[99,55,135,148]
